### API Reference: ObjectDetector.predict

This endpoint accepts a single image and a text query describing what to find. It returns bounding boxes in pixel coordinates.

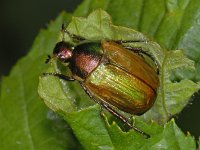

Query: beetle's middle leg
[79,83,105,117]
[43,72,75,81]
[114,40,159,74]
[124,46,159,74]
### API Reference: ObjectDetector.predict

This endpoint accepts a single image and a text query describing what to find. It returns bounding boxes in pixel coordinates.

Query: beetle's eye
[53,41,73,61]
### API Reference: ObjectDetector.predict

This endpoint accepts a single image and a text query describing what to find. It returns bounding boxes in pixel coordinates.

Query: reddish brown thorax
[70,52,101,80]
[69,43,103,81]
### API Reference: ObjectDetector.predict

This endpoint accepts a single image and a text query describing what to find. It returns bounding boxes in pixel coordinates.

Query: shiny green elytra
[44,30,159,137]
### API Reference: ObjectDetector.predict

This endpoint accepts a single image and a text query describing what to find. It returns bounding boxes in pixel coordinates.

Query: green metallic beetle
[44,25,160,138]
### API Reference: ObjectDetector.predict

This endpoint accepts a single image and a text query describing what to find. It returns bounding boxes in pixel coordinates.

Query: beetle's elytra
[44,27,160,138]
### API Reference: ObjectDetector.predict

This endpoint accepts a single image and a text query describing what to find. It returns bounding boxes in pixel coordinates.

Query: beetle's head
[46,41,73,64]
[53,41,73,62]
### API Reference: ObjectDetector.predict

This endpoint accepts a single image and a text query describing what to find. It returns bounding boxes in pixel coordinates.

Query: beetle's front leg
[61,24,86,42]
[43,72,75,81]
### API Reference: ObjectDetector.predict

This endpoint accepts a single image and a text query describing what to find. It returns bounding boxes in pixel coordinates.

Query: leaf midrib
[161,54,169,120]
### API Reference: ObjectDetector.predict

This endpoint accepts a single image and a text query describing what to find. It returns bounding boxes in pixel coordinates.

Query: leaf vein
[18,65,35,150]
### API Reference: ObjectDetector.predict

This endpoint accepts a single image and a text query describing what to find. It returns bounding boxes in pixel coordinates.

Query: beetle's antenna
[45,55,51,64]
[61,23,66,41]
[61,24,73,40]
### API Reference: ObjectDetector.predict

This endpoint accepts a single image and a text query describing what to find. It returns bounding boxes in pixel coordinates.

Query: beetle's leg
[80,83,106,118]
[114,40,159,74]
[79,82,150,138]
[61,23,86,42]
[43,72,75,81]
[101,103,150,138]
[125,46,154,61]
[124,46,159,74]
[79,83,101,104]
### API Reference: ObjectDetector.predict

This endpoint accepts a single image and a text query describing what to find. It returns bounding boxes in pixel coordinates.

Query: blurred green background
[0,0,199,139]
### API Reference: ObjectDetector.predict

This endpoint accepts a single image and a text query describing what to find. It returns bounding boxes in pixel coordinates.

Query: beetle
[44,25,160,138]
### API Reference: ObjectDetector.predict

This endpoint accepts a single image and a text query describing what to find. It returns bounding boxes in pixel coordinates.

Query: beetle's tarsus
[101,103,150,138]
[43,73,75,81]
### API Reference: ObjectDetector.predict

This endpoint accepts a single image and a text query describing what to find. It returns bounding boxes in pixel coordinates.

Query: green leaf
[0,13,81,150]
[38,9,199,149]
[106,119,196,150]
[1,0,200,149]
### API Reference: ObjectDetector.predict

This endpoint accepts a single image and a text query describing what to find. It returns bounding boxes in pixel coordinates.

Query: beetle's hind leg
[102,103,150,138]
[43,72,75,81]
[79,83,150,138]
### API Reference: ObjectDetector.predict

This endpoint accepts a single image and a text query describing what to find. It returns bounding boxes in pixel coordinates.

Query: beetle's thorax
[69,42,103,81]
